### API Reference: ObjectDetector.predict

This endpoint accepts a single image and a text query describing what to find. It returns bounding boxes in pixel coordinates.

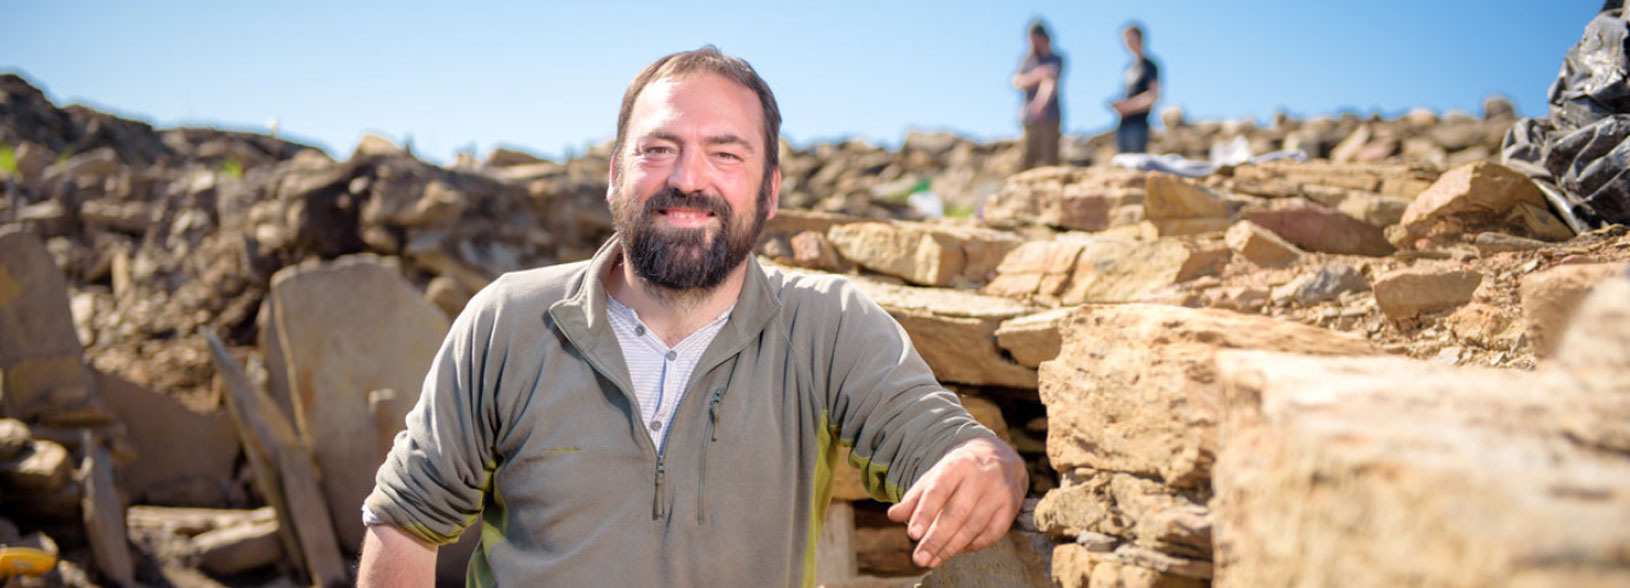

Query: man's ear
[765,166,781,220]
[606,165,617,202]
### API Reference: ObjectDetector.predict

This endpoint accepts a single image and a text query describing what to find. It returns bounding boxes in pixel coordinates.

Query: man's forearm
[358,524,438,588]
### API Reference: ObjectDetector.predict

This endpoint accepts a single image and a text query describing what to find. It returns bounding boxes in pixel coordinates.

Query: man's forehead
[630,73,763,136]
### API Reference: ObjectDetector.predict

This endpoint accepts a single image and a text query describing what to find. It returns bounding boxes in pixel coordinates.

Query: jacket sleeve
[362,281,502,545]
[817,278,996,503]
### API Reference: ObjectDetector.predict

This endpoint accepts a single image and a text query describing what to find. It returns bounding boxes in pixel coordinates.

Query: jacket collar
[548,237,784,374]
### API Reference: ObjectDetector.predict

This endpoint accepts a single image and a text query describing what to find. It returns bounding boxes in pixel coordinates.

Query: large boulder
[846,275,1039,389]
[827,221,1022,287]
[1371,266,1483,320]
[95,369,238,507]
[1394,161,1572,247]
[0,229,96,423]
[1211,349,1630,587]
[1143,174,1229,237]
[1243,199,1395,257]
[262,254,451,551]
[1039,305,1378,488]
[1518,262,1623,358]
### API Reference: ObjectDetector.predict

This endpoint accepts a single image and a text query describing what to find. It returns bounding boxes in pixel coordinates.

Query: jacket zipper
[653,459,666,519]
[697,386,726,524]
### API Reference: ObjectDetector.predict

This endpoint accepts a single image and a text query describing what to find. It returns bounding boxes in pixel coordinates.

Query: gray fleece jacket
[364,239,994,587]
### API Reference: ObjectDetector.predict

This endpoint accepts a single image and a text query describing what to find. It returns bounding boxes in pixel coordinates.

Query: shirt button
[635,326,646,336]
[649,420,662,431]
[665,351,677,361]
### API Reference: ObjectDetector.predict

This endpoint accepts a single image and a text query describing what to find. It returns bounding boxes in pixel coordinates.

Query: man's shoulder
[466,259,593,314]
[760,264,868,315]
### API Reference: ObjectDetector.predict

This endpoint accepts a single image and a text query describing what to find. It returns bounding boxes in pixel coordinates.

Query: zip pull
[707,387,725,441]
[653,460,667,520]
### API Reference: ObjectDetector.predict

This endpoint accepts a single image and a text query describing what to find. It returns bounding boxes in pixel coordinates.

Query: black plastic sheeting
[1502,4,1630,232]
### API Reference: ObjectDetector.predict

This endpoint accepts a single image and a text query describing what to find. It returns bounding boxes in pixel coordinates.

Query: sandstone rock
[918,528,1054,588]
[1033,469,1210,559]
[845,274,1038,388]
[903,131,960,157]
[1059,236,1228,304]
[827,221,1021,287]
[80,199,156,233]
[762,209,863,244]
[1371,266,1482,320]
[95,369,238,507]
[982,167,1145,231]
[263,254,451,550]
[1484,96,1516,120]
[1143,175,1228,237]
[192,518,282,576]
[1553,271,1630,395]
[785,230,848,272]
[1052,544,1207,588]
[0,439,71,492]
[983,240,1084,302]
[351,133,404,160]
[1223,221,1302,267]
[1243,199,1394,257]
[80,436,135,587]
[1473,231,1548,254]
[12,141,55,180]
[994,307,1076,368]
[0,419,29,463]
[424,275,473,320]
[1519,263,1622,358]
[0,229,95,422]
[1396,162,1567,246]
[1328,124,1372,164]
[1232,160,1437,199]
[1212,351,1630,588]
[484,147,546,167]
[1039,305,1377,488]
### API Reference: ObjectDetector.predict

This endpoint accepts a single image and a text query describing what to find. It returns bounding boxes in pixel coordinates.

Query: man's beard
[611,182,770,294]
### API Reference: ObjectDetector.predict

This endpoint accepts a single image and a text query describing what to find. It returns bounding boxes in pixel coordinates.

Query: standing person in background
[1111,22,1160,154]
[1013,19,1064,169]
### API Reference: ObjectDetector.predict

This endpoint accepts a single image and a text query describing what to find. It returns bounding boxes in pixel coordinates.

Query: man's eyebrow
[644,130,754,152]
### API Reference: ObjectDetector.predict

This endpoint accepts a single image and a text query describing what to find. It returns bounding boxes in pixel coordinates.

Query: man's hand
[886,437,1027,569]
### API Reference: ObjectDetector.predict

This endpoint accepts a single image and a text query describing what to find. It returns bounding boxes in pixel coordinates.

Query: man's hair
[1028,19,1050,41]
[611,46,782,179]
[1123,22,1145,42]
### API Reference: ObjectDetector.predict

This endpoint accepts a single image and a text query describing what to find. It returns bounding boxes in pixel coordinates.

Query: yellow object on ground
[0,547,57,576]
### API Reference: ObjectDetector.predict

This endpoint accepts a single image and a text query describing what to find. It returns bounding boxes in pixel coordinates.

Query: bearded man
[357,46,1026,588]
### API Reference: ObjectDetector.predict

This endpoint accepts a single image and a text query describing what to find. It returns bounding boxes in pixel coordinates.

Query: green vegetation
[945,203,977,219]
[0,143,17,177]
[217,158,244,178]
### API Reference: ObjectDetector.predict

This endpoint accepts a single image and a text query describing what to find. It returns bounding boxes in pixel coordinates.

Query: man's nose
[666,147,707,194]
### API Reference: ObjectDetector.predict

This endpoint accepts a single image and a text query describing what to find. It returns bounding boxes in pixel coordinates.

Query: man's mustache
[642,188,733,220]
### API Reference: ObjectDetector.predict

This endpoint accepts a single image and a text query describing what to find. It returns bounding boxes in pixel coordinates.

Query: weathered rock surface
[993,307,1076,368]
[262,254,450,551]
[1395,161,1572,247]
[0,229,95,423]
[827,221,1021,287]
[95,369,238,507]
[1223,220,1302,267]
[1143,174,1229,237]
[918,529,1055,588]
[1040,304,1378,488]
[1519,262,1622,358]
[1372,266,1482,320]
[1212,349,1630,587]
[1034,469,1210,559]
[1243,199,1395,257]
[843,273,1038,389]
[1058,236,1228,304]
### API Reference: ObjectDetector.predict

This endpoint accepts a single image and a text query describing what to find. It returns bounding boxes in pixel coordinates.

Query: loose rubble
[2,56,1628,588]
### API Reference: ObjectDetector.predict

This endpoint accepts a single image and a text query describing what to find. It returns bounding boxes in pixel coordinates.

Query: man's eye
[714,152,743,161]
[643,146,674,155]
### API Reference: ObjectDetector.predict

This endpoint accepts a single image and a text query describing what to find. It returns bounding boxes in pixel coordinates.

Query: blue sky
[2,1,1595,164]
